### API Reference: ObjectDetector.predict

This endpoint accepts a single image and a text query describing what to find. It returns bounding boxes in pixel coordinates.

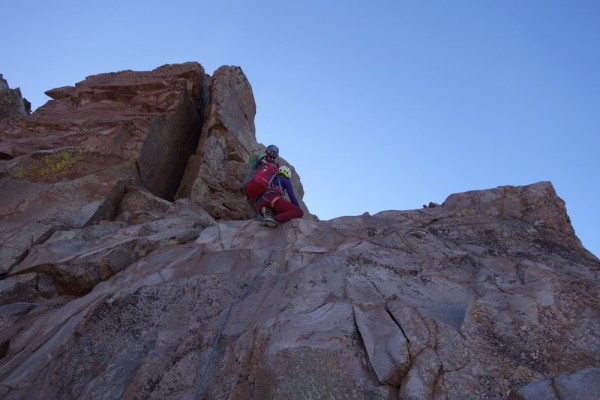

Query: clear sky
[3,1,599,257]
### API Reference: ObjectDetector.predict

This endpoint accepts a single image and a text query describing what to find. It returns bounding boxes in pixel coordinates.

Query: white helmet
[278,166,292,178]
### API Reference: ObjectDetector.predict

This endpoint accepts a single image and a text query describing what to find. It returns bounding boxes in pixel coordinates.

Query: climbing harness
[258,173,287,208]
[193,224,283,399]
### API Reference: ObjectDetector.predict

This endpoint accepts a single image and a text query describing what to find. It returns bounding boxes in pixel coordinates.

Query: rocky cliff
[0,64,598,400]
[0,74,31,119]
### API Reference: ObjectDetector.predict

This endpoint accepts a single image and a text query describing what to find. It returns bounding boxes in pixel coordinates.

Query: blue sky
[3,1,599,257]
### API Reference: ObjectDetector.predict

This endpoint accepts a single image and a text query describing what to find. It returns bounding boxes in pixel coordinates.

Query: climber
[243,144,280,204]
[256,165,304,228]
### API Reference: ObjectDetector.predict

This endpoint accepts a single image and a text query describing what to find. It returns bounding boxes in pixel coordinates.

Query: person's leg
[256,195,277,227]
[255,198,267,215]
[273,199,304,222]
[244,181,263,203]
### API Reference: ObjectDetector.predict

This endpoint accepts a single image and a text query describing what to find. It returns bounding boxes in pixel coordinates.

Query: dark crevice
[351,307,388,385]
[4,227,60,278]
[137,95,203,202]
[384,305,414,380]
[385,305,411,345]
[550,377,563,400]
[0,340,9,359]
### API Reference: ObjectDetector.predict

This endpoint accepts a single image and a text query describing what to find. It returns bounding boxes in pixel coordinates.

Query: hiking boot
[261,206,277,228]
[260,206,272,219]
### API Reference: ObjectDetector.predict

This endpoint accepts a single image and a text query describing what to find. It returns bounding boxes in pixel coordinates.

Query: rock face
[0,63,310,277]
[0,75,31,119]
[0,63,599,400]
[175,65,308,220]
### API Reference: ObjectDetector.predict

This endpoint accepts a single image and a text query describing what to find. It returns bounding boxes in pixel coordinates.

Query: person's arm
[255,155,266,170]
[282,177,300,206]
[244,154,265,183]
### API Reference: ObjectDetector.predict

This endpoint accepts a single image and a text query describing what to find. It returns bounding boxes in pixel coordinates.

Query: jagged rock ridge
[0,75,31,119]
[0,64,599,400]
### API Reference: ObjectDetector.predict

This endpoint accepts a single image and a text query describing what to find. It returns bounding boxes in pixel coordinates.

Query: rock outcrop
[0,63,598,400]
[175,65,308,220]
[0,75,31,119]
[0,63,309,278]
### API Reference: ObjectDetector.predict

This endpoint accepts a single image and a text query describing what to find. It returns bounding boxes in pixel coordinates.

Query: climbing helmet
[266,144,279,159]
[278,166,292,178]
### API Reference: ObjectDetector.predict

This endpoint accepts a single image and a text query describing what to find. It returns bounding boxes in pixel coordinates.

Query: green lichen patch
[450,207,476,218]
[10,147,91,182]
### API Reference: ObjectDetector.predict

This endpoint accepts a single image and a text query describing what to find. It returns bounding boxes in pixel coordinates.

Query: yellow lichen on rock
[10,147,90,181]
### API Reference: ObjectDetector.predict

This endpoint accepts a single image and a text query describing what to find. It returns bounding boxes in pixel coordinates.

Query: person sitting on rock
[256,165,304,228]
[243,144,280,204]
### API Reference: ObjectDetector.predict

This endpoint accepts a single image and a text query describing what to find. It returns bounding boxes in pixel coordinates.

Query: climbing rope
[193,224,283,400]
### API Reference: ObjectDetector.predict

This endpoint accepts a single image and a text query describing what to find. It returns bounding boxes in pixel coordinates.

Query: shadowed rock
[0,75,30,119]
